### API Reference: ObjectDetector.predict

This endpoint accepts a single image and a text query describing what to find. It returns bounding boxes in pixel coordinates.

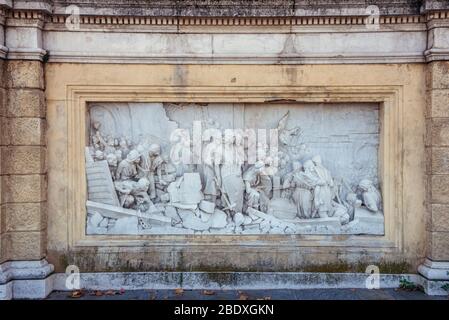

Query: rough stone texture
[428,89,449,118]
[2,203,46,232]
[0,58,5,264]
[3,231,46,260]
[427,61,449,90]
[427,231,449,261]
[5,118,46,146]
[2,58,47,264]
[6,89,46,118]
[431,118,449,146]
[431,204,449,232]
[431,175,449,203]
[426,61,449,269]
[1,146,46,175]
[0,88,5,118]
[52,0,425,17]
[431,147,449,174]
[1,175,46,203]
[5,61,44,90]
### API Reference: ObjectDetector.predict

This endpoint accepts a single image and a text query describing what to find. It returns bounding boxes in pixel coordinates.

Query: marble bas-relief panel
[85,102,384,235]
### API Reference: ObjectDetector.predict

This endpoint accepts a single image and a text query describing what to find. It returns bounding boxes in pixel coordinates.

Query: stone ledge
[0,259,54,300]
[0,259,53,284]
[418,258,449,280]
[51,271,420,292]
[1,269,447,299]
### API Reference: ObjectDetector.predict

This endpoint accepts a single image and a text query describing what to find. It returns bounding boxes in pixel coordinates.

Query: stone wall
[0,58,5,263]
[427,61,449,261]
[1,60,47,261]
[1,0,449,298]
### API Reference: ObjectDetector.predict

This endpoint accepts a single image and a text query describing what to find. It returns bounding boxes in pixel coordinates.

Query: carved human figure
[311,155,334,217]
[358,179,382,213]
[259,158,274,210]
[115,177,151,209]
[331,193,361,225]
[106,153,118,180]
[91,121,106,151]
[136,144,151,179]
[104,136,116,156]
[243,161,265,210]
[289,161,316,219]
[119,137,130,159]
[116,149,140,181]
[202,135,221,203]
[94,150,105,161]
[220,134,245,213]
[147,144,167,199]
[169,129,192,176]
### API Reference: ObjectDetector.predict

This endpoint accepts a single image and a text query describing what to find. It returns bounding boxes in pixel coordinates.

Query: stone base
[51,271,420,292]
[418,259,449,295]
[1,261,447,297]
[0,259,54,300]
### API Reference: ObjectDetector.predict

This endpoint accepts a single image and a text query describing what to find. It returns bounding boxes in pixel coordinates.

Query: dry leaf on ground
[175,288,184,295]
[69,290,84,298]
[202,290,215,295]
[239,293,248,300]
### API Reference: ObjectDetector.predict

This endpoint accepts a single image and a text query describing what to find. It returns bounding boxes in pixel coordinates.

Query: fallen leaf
[95,290,103,296]
[202,290,215,295]
[105,290,115,295]
[175,288,184,295]
[239,293,248,300]
[69,290,84,298]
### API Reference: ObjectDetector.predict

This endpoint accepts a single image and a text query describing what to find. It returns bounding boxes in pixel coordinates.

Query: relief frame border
[65,84,403,253]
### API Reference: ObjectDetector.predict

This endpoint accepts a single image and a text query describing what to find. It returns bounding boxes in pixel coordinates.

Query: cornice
[11,11,432,27]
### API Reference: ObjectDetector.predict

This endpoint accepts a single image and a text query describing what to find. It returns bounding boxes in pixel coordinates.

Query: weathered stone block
[0,117,9,146]
[431,175,449,203]
[431,118,449,146]
[5,60,44,89]
[431,204,449,232]
[1,146,46,174]
[3,203,46,232]
[1,175,46,203]
[431,147,449,174]
[7,89,46,118]
[425,118,432,147]
[4,231,46,260]
[427,231,449,261]
[0,88,6,117]
[428,89,449,118]
[428,61,449,90]
[0,234,9,263]
[425,146,432,174]
[7,118,45,146]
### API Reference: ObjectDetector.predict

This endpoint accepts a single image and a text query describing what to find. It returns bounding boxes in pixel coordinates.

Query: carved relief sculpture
[85,102,384,235]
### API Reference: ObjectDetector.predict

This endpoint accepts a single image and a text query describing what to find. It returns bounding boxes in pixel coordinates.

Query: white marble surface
[85,102,384,235]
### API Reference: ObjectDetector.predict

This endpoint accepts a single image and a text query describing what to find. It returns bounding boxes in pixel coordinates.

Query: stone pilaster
[0,2,53,300]
[0,0,11,268]
[419,7,449,295]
